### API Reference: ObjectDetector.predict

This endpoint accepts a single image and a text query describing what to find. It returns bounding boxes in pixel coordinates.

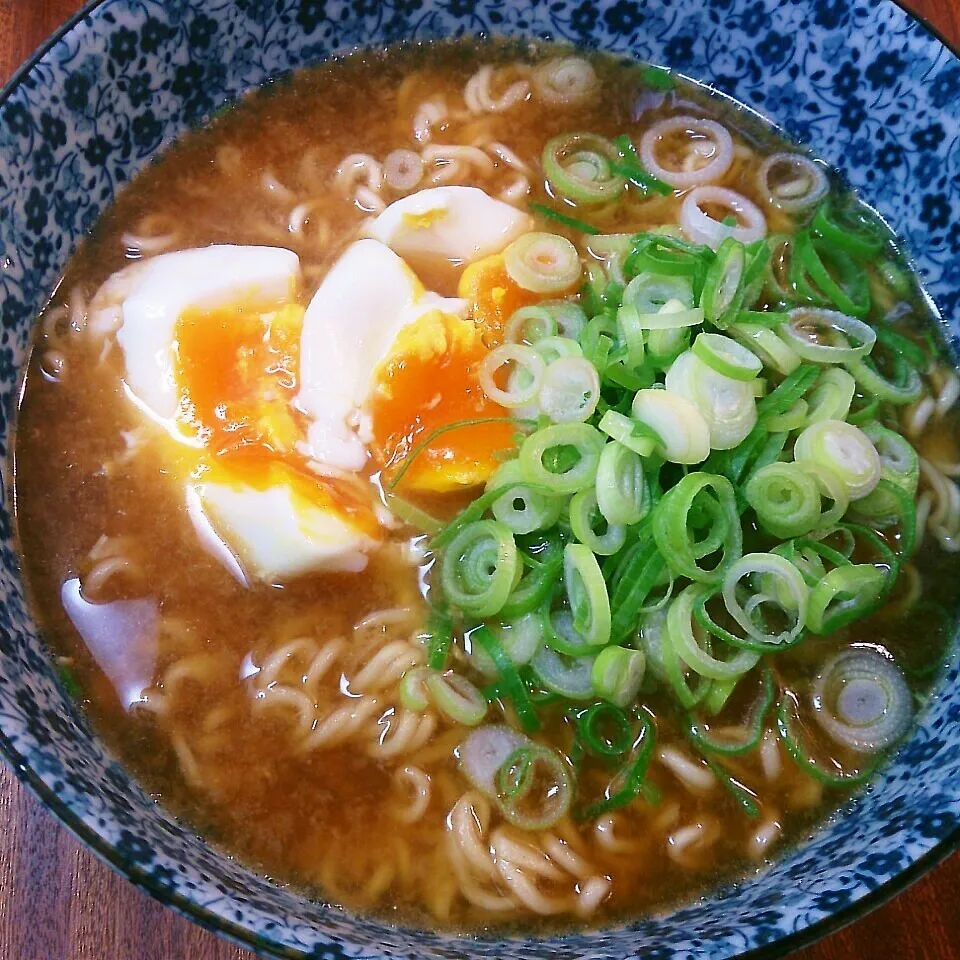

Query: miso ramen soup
[14,39,960,931]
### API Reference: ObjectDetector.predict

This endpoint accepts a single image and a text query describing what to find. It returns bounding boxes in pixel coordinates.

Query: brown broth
[13,39,960,932]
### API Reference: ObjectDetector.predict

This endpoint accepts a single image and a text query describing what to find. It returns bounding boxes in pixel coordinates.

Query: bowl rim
[0,0,958,957]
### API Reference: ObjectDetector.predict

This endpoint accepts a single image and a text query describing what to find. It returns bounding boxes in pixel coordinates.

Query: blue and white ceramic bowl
[1,1,959,957]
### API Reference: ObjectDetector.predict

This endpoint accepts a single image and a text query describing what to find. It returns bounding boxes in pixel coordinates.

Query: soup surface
[15,40,960,931]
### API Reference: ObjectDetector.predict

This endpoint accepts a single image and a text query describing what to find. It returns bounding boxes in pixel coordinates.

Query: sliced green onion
[432,478,551,551]
[745,462,821,538]
[624,232,710,280]
[738,309,789,328]
[631,301,705,330]
[486,459,564,535]
[702,755,761,818]
[592,646,647,708]
[700,237,745,326]
[700,678,739,718]
[382,491,443,534]
[639,65,675,90]
[424,607,455,670]
[487,613,543,670]
[874,324,927,371]
[853,421,919,529]
[794,419,881,500]
[660,604,714,709]
[609,538,667,642]
[504,305,558,345]
[846,354,923,405]
[612,134,673,196]
[596,441,649,526]
[577,711,658,818]
[426,671,488,726]
[811,649,912,753]
[623,271,694,313]
[763,232,795,305]
[519,422,605,494]
[497,747,535,798]
[528,200,600,235]
[688,667,775,755]
[847,393,880,426]
[531,645,596,700]
[763,399,808,433]
[494,742,572,829]
[460,725,528,795]
[504,232,582,294]
[653,472,742,584]
[856,479,916,555]
[792,233,871,318]
[665,351,758,451]
[598,409,660,456]
[564,543,611,646]
[777,693,875,786]
[574,702,635,756]
[647,323,693,370]
[812,199,887,259]
[758,153,829,213]
[494,742,573,829]
[500,545,562,619]
[780,309,875,368]
[532,334,584,366]
[541,299,588,340]
[478,343,546,408]
[616,303,646,367]
[863,420,921,482]
[757,368,819,428]
[802,461,850,530]
[806,563,888,634]
[632,389,710,464]
[400,666,431,712]
[805,367,856,424]
[542,132,626,205]
[543,607,594,656]
[579,311,616,373]
[539,356,601,423]
[667,584,760,681]
[721,552,809,648]
[569,487,627,556]
[472,626,540,733]
[730,321,802,376]
[693,333,762,381]
[440,520,518,618]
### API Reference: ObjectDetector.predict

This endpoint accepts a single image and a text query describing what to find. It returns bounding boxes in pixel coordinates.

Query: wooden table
[2,1,960,957]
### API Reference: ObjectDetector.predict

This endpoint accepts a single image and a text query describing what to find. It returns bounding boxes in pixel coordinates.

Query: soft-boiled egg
[296,237,515,494]
[369,308,515,493]
[110,244,379,584]
[106,188,537,582]
[296,238,468,471]
[188,456,379,581]
[117,245,300,424]
[458,252,552,347]
[368,185,531,270]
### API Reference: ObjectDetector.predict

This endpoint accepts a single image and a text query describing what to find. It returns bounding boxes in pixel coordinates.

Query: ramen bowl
[1,0,959,957]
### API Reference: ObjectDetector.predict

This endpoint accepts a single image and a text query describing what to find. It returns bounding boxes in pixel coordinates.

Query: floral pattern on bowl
[0,1,958,958]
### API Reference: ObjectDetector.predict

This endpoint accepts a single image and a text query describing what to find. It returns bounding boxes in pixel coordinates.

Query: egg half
[107,187,533,583]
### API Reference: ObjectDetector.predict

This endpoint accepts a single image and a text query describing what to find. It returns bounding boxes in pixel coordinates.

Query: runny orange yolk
[458,253,553,347]
[370,309,516,494]
[174,301,379,535]
[175,301,303,457]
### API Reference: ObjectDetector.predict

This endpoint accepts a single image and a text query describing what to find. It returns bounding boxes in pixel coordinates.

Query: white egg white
[296,237,466,470]
[116,244,300,423]
[368,185,531,267]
